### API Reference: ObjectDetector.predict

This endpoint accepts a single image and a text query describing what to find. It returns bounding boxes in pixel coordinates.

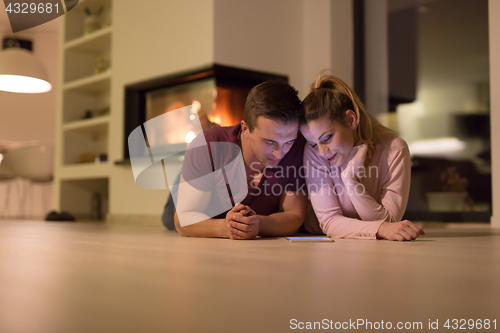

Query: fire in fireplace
[122,64,287,160]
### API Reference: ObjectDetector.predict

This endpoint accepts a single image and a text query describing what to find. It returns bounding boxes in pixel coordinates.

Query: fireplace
[121,64,288,161]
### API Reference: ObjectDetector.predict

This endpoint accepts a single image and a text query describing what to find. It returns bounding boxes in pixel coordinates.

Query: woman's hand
[376,220,425,241]
[341,144,370,182]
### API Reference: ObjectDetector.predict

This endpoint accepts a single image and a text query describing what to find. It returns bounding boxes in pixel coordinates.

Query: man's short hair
[244,80,301,132]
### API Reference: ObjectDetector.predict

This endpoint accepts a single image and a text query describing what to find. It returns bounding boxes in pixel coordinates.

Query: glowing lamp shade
[0,48,52,93]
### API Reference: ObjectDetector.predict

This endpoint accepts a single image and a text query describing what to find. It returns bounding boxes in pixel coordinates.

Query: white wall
[330,0,354,88]
[213,0,352,98]
[214,0,305,97]
[303,0,332,95]
[489,0,500,228]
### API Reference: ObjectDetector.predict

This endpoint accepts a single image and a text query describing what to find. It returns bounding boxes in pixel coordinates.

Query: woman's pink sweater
[303,137,411,239]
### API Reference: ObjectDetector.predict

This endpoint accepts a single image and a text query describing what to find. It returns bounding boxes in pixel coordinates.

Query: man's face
[242,116,299,168]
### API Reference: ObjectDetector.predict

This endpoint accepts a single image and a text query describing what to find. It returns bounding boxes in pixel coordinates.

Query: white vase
[84,16,100,35]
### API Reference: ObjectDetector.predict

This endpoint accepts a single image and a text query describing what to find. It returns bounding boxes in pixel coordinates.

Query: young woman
[300,71,425,241]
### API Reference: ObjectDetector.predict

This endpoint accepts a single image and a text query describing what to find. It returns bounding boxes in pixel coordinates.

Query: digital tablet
[285,236,334,242]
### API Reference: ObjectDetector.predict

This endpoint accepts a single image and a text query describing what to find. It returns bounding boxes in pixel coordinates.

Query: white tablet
[285,236,334,242]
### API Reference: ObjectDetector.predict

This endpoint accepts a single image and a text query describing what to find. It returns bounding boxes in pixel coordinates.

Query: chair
[0,143,54,219]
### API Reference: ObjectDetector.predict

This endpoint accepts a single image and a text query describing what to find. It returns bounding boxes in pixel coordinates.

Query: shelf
[63,115,110,131]
[57,0,113,216]
[60,178,109,221]
[59,163,111,180]
[65,26,112,53]
[64,71,111,93]
[63,122,108,165]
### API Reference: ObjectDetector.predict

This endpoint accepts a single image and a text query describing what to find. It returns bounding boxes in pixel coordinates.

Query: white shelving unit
[62,115,110,131]
[64,26,112,53]
[64,70,112,93]
[53,0,113,221]
[59,163,111,180]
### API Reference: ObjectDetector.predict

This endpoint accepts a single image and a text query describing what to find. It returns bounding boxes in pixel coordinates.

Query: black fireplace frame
[119,63,288,162]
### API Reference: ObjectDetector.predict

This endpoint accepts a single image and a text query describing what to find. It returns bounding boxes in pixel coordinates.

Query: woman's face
[300,113,357,166]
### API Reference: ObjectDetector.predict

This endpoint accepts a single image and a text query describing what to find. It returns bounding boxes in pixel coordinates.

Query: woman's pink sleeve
[343,144,411,222]
[304,146,384,240]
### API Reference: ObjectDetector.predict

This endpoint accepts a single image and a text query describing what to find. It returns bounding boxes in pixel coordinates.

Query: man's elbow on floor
[174,214,188,236]
[289,223,304,236]
[273,218,304,237]
[288,214,306,235]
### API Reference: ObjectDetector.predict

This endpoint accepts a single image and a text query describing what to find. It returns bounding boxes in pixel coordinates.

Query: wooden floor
[0,220,499,333]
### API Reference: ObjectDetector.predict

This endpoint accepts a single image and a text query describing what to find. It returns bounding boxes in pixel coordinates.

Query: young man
[171,80,307,239]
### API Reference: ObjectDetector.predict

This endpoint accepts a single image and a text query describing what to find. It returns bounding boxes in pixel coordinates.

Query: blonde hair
[302,70,397,150]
